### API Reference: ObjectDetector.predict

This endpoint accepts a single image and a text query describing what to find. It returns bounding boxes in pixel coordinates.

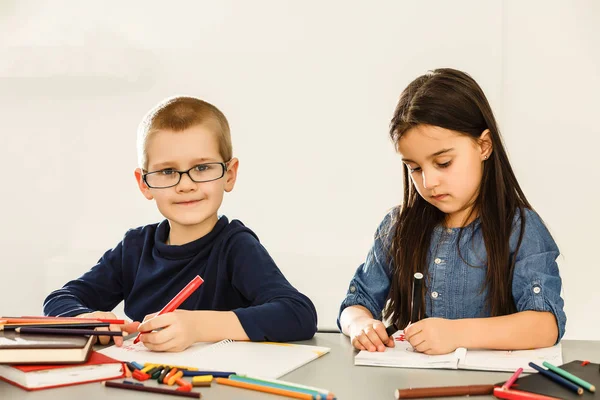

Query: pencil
[216,377,313,399]
[15,327,123,336]
[502,368,524,390]
[542,361,595,392]
[493,387,563,400]
[528,362,583,395]
[133,275,204,344]
[103,381,201,398]
[395,384,495,399]
[1,322,110,331]
[3,316,125,324]
[229,375,333,399]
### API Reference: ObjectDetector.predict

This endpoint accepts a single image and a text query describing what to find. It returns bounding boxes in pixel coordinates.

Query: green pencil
[542,361,596,393]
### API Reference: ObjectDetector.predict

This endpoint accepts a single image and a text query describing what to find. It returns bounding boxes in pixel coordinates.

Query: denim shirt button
[533,286,541,294]
[434,258,442,264]
[431,291,439,298]
[446,228,453,234]
[349,285,356,293]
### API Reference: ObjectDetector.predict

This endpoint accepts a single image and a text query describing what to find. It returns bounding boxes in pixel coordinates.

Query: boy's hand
[76,311,140,346]
[349,318,395,352]
[404,318,458,355]
[137,310,197,352]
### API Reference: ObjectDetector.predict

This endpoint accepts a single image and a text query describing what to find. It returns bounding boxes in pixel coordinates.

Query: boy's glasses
[143,161,229,189]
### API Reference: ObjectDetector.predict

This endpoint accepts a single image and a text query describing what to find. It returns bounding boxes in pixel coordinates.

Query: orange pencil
[216,378,313,400]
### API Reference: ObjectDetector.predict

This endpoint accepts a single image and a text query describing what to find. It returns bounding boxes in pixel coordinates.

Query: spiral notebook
[99,338,330,378]
[355,331,562,373]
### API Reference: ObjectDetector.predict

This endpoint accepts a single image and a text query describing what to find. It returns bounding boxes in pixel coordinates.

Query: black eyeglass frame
[142,161,230,189]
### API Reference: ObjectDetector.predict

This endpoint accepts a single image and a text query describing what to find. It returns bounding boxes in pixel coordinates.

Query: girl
[338,68,565,355]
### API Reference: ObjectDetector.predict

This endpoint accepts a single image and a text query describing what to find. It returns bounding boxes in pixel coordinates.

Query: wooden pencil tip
[590,385,595,392]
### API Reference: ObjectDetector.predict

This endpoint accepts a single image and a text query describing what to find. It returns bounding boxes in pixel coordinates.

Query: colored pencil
[103,381,201,398]
[216,378,313,399]
[15,327,123,336]
[528,362,583,395]
[395,384,494,399]
[3,316,125,324]
[503,368,524,390]
[493,387,562,400]
[1,322,109,331]
[133,275,204,344]
[238,374,332,395]
[230,374,333,399]
[182,370,234,378]
[542,361,595,392]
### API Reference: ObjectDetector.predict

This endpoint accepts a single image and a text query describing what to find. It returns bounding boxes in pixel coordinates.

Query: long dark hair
[383,68,531,328]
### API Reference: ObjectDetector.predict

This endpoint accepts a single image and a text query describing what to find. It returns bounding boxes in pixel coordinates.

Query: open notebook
[355,331,562,373]
[99,338,330,379]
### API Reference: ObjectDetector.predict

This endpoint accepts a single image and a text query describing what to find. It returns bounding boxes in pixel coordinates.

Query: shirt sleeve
[511,209,567,342]
[337,210,395,330]
[227,233,318,342]
[43,239,125,317]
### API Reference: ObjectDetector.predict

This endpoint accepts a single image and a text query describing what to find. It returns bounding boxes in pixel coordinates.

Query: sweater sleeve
[43,240,125,317]
[227,233,317,342]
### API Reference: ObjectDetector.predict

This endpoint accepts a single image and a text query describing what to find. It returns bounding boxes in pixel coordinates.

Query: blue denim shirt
[338,208,566,341]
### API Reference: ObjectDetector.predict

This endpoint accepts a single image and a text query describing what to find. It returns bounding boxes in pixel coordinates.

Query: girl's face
[397,125,492,227]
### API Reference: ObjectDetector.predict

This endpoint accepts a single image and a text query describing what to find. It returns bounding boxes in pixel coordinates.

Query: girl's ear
[479,129,493,160]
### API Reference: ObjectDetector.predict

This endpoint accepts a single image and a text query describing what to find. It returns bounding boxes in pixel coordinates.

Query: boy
[44,97,318,351]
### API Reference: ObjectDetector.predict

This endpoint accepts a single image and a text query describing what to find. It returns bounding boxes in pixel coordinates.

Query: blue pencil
[182,370,235,378]
[528,362,583,395]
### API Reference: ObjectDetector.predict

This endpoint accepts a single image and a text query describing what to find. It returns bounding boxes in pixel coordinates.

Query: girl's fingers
[364,327,385,352]
[357,332,376,352]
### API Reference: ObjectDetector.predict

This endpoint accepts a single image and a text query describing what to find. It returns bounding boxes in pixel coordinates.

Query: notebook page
[193,341,331,378]
[354,331,461,369]
[458,343,563,373]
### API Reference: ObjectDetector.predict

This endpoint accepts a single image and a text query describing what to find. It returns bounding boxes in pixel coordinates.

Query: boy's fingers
[138,314,170,333]
[121,321,140,334]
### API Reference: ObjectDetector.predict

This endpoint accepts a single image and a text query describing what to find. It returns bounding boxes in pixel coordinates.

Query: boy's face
[135,123,238,232]
[397,125,491,227]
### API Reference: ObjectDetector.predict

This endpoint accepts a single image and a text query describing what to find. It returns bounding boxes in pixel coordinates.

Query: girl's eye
[408,165,421,173]
[438,161,451,168]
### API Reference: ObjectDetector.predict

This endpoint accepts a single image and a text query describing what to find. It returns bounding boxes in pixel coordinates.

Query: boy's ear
[134,168,154,200]
[224,158,239,193]
[479,129,493,160]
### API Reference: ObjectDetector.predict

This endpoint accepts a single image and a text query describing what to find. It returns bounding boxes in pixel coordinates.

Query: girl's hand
[137,310,198,352]
[349,318,395,352]
[76,311,140,346]
[404,318,459,355]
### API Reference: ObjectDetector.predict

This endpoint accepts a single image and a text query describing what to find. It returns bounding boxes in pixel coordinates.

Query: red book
[0,351,124,391]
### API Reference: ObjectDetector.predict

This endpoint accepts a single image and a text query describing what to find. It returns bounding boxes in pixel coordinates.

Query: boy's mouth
[175,199,202,206]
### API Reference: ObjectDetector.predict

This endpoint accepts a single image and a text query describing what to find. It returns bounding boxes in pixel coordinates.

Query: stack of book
[0,316,124,390]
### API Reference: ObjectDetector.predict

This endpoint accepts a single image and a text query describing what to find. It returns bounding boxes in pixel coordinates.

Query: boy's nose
[176,172,197,191]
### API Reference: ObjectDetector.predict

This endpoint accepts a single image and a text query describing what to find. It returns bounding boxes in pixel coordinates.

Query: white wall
[0,1,597,339]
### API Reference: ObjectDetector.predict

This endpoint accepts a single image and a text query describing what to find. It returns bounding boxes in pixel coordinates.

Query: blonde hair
[137,96,232,170]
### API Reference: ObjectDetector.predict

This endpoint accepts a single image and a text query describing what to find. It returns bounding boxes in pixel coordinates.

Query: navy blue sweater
[43,216,317,342]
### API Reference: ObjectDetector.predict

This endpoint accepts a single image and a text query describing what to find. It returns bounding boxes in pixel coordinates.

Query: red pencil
[133,275,204,344]
[4,316,125,324]
[493,387,562,400]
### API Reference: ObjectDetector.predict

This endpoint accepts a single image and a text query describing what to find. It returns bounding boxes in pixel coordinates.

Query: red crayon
[133,276,204,344]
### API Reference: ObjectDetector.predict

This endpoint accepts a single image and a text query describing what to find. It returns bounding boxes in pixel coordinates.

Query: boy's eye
[159,169,176,176]
[194,164,210,172]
